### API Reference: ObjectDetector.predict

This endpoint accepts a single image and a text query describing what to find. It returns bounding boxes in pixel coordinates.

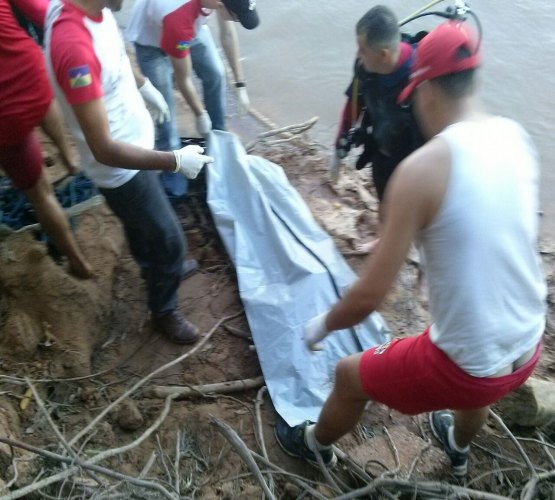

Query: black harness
[346,35,426,199]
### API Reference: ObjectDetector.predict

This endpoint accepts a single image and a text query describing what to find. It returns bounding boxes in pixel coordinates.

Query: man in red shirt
[45,0,214,344]
[126,0,259,198]
[0,0,93,278]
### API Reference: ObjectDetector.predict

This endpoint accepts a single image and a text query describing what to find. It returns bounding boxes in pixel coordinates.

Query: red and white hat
[398,20,481,103]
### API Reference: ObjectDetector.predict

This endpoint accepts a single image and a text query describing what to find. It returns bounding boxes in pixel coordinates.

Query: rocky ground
[0,109,554,499]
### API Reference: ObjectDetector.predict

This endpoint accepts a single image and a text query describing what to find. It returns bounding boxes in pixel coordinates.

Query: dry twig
[145,375,264,399]
[254,386,276,497]
[211,417,276,500]
[67,311,243,448]
[25,378,104,487]
[0,436,175,499]
[333,477,513,500]
[488,410,537,476]
[0,395,177,499]
[520,469,555,500]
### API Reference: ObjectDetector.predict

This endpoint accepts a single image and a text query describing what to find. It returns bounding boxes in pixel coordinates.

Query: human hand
[195,111,212,136]
[235,86,250,116]
[139,78,170,125]
[172,145,214,179]
[303,312,330,351]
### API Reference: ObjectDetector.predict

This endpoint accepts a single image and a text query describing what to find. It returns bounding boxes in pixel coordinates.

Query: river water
[117,0,555,239]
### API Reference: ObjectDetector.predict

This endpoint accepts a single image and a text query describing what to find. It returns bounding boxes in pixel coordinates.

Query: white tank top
[420,117,546,377]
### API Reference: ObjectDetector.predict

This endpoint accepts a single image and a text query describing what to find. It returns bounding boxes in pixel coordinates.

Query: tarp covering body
[207,131,390,426]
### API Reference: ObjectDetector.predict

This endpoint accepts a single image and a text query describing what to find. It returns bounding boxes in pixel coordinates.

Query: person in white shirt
[126,0,259,198]
[45,0,214,344]
[275,20,546,478]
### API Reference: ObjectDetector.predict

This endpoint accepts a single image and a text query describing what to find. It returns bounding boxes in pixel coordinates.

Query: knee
[25,171,54,200]
[165,227,185,261]
[334,356,367,401]
[202,64,225,89]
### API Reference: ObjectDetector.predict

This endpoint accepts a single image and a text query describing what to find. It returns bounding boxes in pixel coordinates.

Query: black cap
[222,0,259,30]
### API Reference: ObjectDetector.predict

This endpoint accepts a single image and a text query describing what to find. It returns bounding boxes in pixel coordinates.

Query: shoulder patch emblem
[68,65,92,89]
[175,40,190,51]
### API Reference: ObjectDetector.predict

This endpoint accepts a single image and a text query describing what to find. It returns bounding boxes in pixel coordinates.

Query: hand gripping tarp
[206,131,390,426]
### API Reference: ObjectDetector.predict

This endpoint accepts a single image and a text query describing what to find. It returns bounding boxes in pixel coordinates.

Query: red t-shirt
[0,0,53,145]
[125,0,203,59]
[48,1,104,106]
[10,0,49,26]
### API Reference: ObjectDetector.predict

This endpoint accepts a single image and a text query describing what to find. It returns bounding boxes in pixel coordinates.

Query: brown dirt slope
[0,133,554,499]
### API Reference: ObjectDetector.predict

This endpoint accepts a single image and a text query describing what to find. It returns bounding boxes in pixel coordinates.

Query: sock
[448,426,470,453]
[305,424,331,452]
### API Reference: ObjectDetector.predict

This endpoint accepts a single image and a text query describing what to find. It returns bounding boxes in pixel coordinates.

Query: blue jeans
[191,24,226,131]
[135,43,188,198]
[99,171,185,315]
[134,26,225,198]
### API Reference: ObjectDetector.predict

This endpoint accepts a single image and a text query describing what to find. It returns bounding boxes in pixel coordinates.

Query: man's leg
[134,43,180,151]
[429,407,487,477]
[313,353,369,445]
[25,171,93,279]
[1,132,92,279]
[190,25,226,130]
[134,44,187,198]
[275,353,369,466]
[39,99,78,175]
[454,407,489,447]
[100,171,198,344]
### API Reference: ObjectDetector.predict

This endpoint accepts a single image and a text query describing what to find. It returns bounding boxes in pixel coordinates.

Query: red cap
[398,20,481,103]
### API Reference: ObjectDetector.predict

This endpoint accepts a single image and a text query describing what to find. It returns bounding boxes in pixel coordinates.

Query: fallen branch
[333,477,513,500]
[68,311,243,448]
[254,386,275,496]
[382,426,400,476]
[256,116,318,139]
[333,446,374,484]
[246,114,319,151]
[520,469,555,500]
[25,378,104,487]
[223,324,251,340]
[144,376,264,399]
[0,435,175,500]
[249,451,329,500]
[211,417,276,500]
[536,431,555,468]
[489,410,537,476]
[1,395,176,500]
[174,430,181,497]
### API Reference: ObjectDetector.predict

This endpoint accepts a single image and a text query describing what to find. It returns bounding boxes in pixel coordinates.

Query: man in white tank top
[276,20,546,477]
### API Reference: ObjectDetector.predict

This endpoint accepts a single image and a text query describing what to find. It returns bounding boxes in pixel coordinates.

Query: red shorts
[359,328,541,415]
[0,131,43,190]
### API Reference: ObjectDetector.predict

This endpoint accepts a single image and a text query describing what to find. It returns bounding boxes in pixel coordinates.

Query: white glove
[330,150,343,183]
[139,78,170,125]
[195,111,212,136]
[236,86,250,116]
[303,312,331,351]
[172,145,214,179]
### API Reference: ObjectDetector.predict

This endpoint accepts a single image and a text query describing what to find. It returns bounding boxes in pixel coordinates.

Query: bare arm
[170,55,205,117]
[217,14,244,84]
[131,65,146,88]
[71,98,176,172]
[325,139,450,331]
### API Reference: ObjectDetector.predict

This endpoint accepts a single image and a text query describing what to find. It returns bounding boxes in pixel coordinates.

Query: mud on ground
[0,134,554,499]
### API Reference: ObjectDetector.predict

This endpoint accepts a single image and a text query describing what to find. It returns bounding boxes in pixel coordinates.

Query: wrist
[139,77,150,93]
[172,151,180,173]
[234,81,246,88]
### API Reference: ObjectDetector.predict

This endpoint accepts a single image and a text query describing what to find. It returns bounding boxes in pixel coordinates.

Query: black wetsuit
[347,40,424,201]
